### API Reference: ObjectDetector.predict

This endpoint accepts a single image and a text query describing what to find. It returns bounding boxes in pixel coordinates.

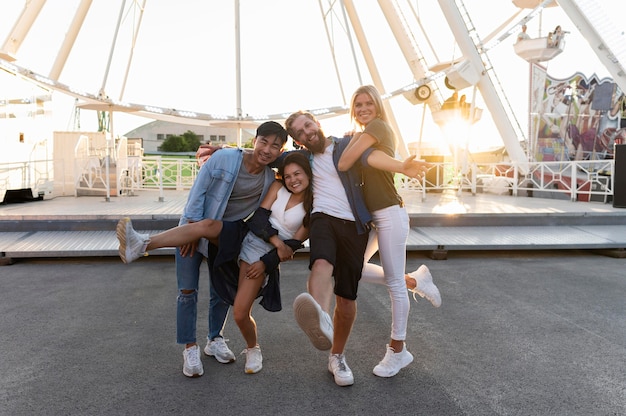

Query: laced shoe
[328,353,354,386]
[373,343,414,378]
[407,265,442,307]
[182,345,204,378]
[293,293,333,350]
[242,345,263,374]
[116,217,150,264]
[204,337,236,363]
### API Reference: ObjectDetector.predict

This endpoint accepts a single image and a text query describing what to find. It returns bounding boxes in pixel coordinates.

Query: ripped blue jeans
[175,247,230,345]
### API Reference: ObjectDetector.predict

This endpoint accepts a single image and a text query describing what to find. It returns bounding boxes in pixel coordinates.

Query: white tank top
[270,186,305,239]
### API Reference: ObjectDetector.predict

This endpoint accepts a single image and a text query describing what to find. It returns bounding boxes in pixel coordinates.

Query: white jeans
[361,204,410,340]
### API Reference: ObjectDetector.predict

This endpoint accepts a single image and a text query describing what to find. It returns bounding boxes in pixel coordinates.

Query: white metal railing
[72,154,199,199]
[2,156,616,204]
[74,155,110,196]
[137,157,199,191]
[395,159,615,202]
[0,159,54,202]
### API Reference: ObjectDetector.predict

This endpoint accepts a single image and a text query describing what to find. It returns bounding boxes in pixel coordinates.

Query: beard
[303,130,327,154]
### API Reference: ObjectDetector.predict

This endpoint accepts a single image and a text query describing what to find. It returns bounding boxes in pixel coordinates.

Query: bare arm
[196,144,225,167]
[366,150,433,179]
[337,132,376,171]
[292,224,309,242]
[261,181,293,261]
[259,181,281,210]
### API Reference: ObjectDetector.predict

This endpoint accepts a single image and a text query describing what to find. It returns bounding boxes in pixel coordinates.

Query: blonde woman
[338,85,441,378]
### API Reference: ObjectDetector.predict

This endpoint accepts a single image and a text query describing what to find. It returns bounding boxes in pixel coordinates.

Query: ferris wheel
[1,0,624,166]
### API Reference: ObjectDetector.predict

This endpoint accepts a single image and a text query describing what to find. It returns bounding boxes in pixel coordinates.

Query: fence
[395,159,614,203]
[1,156,615,204]
[0,159,55,202]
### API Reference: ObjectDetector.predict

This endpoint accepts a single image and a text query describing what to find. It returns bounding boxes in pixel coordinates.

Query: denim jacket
[181,147,276,254]
[330,136,372,235]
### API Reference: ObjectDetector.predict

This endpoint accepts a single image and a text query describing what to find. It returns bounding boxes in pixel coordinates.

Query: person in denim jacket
[175,121,287,377]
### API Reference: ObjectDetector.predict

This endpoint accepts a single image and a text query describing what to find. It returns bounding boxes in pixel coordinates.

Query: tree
[158,130,202,152]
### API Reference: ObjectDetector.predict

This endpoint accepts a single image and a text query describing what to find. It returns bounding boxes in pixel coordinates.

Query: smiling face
[282,161,310,194]
[251,134,284,166]
[352,92,378,127]
[349,85,385,129]
[286,113,327,154]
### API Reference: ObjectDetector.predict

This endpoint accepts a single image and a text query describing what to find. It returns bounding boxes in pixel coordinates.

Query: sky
[1,0,623,161]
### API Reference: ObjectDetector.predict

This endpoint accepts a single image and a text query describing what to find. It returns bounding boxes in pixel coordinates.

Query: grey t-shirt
[222,161,266,222]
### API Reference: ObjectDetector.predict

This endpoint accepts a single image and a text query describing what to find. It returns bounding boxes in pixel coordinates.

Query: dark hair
[256,121,288,144]
[278,152,313,228]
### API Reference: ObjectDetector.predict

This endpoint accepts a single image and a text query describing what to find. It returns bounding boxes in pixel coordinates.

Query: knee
[232,308,249,327]
[335,296,356,317]
[311,259,333,276]
[176,289,198,305]
[178,289,197,301]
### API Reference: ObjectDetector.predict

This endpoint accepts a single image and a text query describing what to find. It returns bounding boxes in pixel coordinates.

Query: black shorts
[308,212,369,300]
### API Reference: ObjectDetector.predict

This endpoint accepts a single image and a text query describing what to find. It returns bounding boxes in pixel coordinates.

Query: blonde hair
[349,85,388,128]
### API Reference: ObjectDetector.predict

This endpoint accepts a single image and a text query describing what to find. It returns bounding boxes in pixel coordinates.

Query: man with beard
[284,110,428,386]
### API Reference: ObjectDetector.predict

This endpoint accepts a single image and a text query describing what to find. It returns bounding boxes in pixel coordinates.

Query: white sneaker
[242,345,263,374]
[328,353,354,386]
[293,293,333,350]
[182,345,204,378]
[116,217,150,264]
[204,337,236,363]
[373,343,414,378]
[407,265,442,307]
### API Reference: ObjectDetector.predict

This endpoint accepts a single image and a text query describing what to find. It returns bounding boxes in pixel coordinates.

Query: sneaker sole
[183,368,204,378]
[373,353,414,378]
[245,365,262,374]
[328,367,354,386]
[293,295,332,351]
[410,267,442,308]
[333,376,354,386]
[203,348,236,363]
[116,218,130,264]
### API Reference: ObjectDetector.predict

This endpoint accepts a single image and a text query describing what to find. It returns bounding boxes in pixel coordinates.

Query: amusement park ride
[1,0,625,203]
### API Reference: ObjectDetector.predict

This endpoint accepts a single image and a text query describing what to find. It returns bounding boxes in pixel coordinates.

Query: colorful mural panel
[530,65,625,162]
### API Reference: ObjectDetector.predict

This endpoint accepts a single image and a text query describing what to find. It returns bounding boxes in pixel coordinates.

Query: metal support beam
[437,0,528,172]
[343,0,409,158]
[0,0,47,61]
[49,0,93,81]
[558,0,626,95]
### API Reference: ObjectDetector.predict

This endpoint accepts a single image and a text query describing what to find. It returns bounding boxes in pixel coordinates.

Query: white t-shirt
[311,142,354,221]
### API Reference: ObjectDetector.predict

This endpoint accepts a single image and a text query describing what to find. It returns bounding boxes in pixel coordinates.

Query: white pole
[235,0,242,147]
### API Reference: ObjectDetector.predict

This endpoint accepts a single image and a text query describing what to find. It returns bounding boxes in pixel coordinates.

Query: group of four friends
[117,85,442,387]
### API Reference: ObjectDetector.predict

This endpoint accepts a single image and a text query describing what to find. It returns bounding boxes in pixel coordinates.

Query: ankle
[405,275,416,290]
[389,340,404,353]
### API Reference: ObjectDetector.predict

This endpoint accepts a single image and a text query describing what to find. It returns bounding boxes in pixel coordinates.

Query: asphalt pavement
[0,250,624,416]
